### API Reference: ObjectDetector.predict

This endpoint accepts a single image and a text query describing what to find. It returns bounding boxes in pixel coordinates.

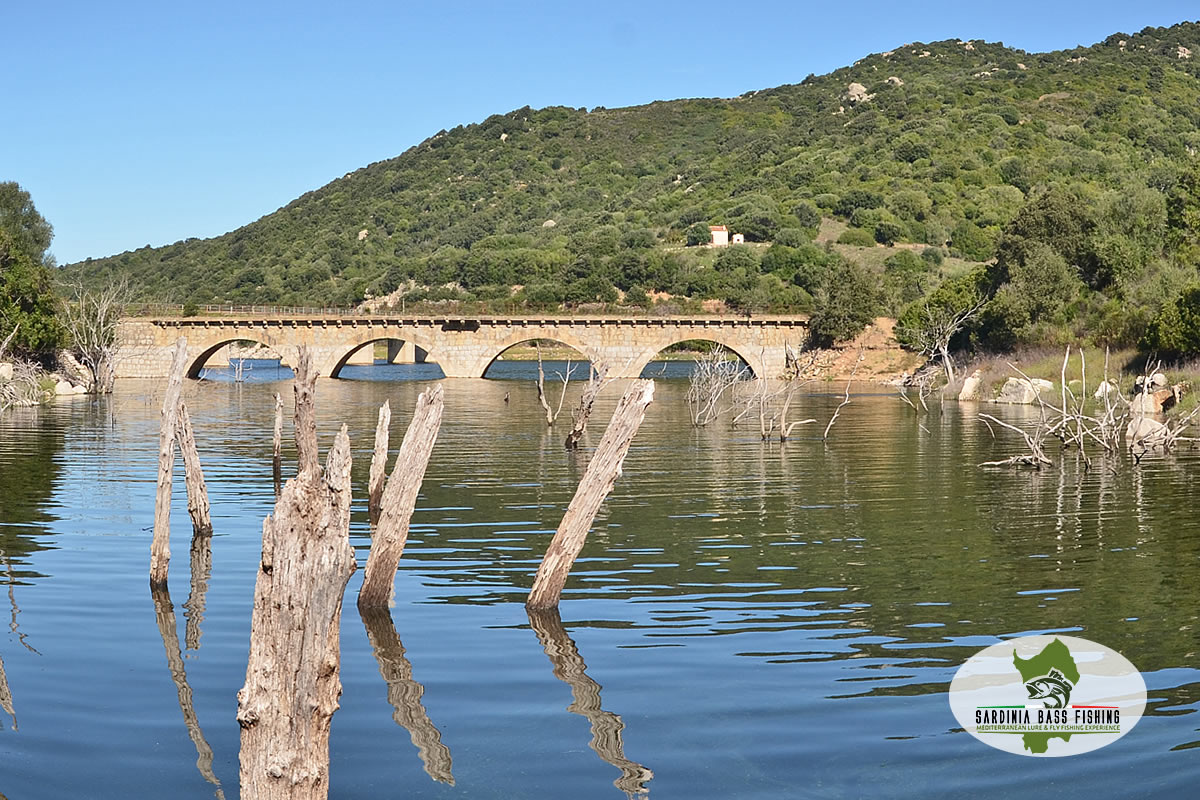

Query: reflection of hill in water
[0,406,65,576]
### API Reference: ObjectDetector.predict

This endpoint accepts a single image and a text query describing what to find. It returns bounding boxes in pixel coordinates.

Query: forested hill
[67,21,1200,337]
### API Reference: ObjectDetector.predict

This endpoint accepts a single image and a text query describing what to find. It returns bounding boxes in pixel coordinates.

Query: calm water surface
[1,365,1199,798]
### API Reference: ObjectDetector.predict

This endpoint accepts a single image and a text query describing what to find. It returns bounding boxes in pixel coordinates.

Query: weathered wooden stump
[177,403,212,536]
[237,352,356,800]
[358,385,444,609]
[367,400,391,524]
[528,380,654,609]
[150,337,189,587]
[272,392,283,497]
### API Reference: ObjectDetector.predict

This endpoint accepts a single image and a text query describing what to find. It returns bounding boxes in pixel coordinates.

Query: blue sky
[4,1,1197,264]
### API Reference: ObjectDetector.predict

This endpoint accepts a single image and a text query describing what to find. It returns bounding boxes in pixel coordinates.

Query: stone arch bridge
[114,315,808,380]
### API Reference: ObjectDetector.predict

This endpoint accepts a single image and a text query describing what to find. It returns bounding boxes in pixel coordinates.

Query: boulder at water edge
[0,362,13,381]
[995,377,1043,404]
[958,369,983,401]
[1127,416,1169,449]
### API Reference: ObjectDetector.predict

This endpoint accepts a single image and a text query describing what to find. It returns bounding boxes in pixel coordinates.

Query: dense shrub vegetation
[62,22,1200,357]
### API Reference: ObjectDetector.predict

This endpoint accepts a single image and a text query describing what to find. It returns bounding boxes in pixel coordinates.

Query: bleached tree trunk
[358,386,444,608]
[0,651,14,731]
[528,608,652,796]
[272,392,283,497]
[565,362,609,450]
[368,401,391,524]
[359,607,454,785]
[177,403,212,537]
[151,585,224,797]
[237,352,356,800]
[528,380,654,610]
[151,337,188,587]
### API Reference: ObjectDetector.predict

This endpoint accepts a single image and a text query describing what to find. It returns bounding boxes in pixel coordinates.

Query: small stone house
[731,233,745,244]
[709,225,729,247]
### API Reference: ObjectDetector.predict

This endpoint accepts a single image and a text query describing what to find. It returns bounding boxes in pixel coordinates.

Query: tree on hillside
[0,181,54,266]
[808,259,880,344]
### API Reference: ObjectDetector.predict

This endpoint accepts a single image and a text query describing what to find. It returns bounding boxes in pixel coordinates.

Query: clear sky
[4,1,1197,264]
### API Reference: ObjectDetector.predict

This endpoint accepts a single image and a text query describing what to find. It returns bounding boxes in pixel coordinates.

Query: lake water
[2,364,1199,798]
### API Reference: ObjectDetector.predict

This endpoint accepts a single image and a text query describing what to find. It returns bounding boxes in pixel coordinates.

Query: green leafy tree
[808,259,880,344]
[685,222,711,247]
[0,231,64,359]
[0,182,54,266]
[1142,284,1200,356]
[896,269,989,383]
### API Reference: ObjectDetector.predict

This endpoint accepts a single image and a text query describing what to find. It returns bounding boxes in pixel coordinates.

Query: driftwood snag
[358,385,444,608]
[0,651,14,731]
[237,352,357,800]
[151,337,189,587]
[528,380,654,610]
[368,400,391,524]
[360,607,454,785]
[177,403,212,537]
[152,586,224,797]
[272,392,283,497]
[565,363,609,450]
[528,608,652,796]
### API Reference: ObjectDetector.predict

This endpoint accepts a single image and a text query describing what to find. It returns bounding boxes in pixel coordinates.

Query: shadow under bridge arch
[327,334,443,379]
[632,337,759,379]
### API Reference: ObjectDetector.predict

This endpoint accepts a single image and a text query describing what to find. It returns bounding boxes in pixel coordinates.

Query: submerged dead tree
[151,338,189,587]
[0,651,14,731]
[177,403,212,536]
[360,607,455,785]
[272,393,283,497]
[565,362,611,450]
[529,608,652,797]
[368,400,391,524]
[359,385,444,608]
[237,352,356,800]
[151,585,224,798]
[528,380,655,610]
[535,344,574,426]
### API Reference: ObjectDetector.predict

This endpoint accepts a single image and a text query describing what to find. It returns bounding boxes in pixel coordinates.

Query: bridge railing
[121,302,808,322]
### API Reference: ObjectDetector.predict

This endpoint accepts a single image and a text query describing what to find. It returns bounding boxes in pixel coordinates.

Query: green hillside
[66,21,1200,349]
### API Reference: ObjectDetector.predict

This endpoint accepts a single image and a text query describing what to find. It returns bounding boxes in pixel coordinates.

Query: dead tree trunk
[0,651,14,731]
[565,362,609,450]
[152,585,224,797]
[528,608,652,796]
[237,352,356,800]
[272,392,283,497]
[360,607,454,785]
[151,337,189,587]
[177,403,213,537]
[358,385,444,608]
[368,400,391,524]
[528,380,654,610]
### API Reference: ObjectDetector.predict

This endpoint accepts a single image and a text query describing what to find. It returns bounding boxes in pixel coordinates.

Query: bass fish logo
[1025,668,1073,709]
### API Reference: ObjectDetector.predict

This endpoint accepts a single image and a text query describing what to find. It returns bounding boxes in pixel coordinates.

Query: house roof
[709,225,727,231]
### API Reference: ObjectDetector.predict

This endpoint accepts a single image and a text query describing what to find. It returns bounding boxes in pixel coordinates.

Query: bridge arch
[631,336,760,379]
[326,331,443,379]
[187,338,290,379]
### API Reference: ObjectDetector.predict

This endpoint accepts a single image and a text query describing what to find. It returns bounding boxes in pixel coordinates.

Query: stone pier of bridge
[113,315,808,380]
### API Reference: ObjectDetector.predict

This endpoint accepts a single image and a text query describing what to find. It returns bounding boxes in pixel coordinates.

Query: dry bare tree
[686,345,748,427]
[565,361,613,450]
[535,343,576,426]
[60,280,129,393]
[895,292,987,385]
